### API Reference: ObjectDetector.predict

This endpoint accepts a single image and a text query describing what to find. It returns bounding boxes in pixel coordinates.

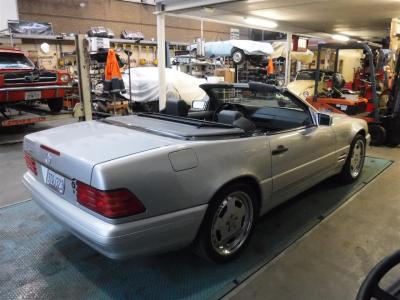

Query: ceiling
[158,0,400,41]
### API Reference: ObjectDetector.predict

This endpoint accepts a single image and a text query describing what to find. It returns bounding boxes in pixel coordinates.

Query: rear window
[0,53,35,69]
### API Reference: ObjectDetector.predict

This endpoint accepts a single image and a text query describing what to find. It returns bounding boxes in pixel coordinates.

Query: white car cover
[203,40,273,57]
[121,67,207,107]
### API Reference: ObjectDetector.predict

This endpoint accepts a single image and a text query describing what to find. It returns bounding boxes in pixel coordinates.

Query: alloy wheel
[210,191,254,256]
[350,139,365,178]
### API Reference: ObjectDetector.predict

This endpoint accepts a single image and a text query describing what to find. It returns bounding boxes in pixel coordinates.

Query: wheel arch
[357,128,366,138]
[348,119,368,144]
[209,175,262,215]
[230,46,241,56]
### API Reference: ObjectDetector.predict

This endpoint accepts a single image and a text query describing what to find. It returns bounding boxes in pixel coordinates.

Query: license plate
[45,168,65,194]
[25,91,41,100]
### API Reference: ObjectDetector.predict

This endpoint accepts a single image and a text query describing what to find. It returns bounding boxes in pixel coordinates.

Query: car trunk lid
[23,120,177,184]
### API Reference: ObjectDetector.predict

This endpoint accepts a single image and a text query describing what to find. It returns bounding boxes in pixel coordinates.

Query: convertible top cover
[105,114,245,139]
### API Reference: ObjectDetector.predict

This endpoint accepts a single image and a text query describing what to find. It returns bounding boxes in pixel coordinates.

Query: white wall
[0,0,18,31]
[338,49,363,82]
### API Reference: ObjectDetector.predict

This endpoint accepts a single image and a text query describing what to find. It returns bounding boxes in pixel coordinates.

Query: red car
[0,48,71,113]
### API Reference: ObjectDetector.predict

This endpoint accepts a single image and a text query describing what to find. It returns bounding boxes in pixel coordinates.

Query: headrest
[233,117,256,133]
[165,97,190,117]
[217,110,243,125]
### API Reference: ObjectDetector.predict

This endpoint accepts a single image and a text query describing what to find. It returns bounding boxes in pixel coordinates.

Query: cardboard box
[214,68,235,83]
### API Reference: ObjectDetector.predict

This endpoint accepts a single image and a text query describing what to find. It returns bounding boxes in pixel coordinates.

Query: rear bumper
[22,172,207,259]
[0,85,71,103]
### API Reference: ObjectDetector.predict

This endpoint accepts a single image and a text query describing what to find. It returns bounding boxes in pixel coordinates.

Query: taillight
[76,182,145,218]
[24,152,37,175]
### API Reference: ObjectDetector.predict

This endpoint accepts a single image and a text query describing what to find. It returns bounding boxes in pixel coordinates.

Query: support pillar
[389,18,399,71]
[75,34,92,121]
[285,33,292,85]
[200,19,204,41]
[157,11,166,111]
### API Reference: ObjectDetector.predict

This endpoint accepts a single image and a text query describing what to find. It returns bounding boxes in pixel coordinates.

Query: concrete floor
[0,143,30,207]
[226,145,400,300]
[0,118,76,208]
[1,121,400,299]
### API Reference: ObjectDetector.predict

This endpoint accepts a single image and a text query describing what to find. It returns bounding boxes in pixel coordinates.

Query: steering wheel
[213,102,246,122]
[357,250,400,300]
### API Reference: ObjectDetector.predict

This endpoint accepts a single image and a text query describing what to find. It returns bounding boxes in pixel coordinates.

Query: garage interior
[2,1,400,299]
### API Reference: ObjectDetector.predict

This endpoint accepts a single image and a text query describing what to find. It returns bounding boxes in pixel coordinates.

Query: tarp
[291,50,314,64]
[271,41,314,63]
[121,67,207,107]
[188,40,273,57]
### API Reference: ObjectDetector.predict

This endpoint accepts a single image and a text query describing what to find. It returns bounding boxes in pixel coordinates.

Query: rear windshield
[0,53,35,69]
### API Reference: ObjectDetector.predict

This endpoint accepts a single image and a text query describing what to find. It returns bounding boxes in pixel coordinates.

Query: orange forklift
[307,42,400,146]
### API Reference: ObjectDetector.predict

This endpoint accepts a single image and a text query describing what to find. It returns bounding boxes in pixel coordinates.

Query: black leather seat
[217,110,243,124]
[217,110,256,133]
[165,98,190,117]
[233,117,257,133]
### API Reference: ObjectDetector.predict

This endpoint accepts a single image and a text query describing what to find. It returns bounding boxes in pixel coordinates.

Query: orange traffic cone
[267,57,274,75]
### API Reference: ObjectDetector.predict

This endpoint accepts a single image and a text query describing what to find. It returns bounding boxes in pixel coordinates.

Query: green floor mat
[0,157,392,299]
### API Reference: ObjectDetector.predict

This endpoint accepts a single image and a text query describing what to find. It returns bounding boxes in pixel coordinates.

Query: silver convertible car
[23,82,370,263]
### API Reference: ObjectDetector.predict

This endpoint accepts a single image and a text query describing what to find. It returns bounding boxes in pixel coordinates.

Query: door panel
[269,125,335,205]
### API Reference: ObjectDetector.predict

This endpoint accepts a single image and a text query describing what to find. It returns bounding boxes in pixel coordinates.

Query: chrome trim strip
[0,85,71,92]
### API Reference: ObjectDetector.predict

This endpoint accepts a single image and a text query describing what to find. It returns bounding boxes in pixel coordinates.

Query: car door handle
[272,145,289,155]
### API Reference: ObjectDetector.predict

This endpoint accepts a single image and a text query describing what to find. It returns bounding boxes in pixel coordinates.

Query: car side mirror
[192,100,207,110]
[318,113,332,126]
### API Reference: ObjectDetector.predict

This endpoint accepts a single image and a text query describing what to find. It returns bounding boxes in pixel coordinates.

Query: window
[211,87,306,111]
[210,86,312,132]
[0,53,34,69]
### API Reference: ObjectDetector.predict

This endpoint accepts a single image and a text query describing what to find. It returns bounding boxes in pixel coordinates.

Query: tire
[386,133,400,147]
[231,48,246,65]
[383,118,400,147]
[48,98,64,113]
[369,124,386,146]
[193,182,258,263]
[93,101,108,113]
[340,134,366,183]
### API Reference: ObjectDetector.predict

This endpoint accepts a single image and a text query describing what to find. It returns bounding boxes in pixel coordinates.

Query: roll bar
[313,43,379,122]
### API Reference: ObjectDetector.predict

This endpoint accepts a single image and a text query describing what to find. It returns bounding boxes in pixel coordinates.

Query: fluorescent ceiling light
[332,34,350,42]
[243,17,277,29]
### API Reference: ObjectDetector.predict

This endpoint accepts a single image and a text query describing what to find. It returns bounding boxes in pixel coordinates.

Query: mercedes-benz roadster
[23,82,370,262]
